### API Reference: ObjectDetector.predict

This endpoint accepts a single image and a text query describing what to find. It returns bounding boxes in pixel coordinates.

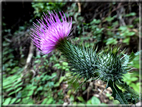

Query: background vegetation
[2,1,141,106]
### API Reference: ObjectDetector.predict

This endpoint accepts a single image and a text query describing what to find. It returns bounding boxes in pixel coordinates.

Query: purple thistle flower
[30,11,72,54]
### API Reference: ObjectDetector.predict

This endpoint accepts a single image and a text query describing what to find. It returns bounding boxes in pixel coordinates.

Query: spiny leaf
[116,80,140,104]
[107,80,128,104]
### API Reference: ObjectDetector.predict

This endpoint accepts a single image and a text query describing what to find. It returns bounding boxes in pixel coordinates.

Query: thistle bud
[97,48,128,82]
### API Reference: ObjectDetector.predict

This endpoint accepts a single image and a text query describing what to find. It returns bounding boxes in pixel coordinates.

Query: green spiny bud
[97,48,128,82]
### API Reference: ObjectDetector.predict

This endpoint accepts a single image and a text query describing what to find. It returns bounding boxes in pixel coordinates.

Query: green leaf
[35,60,41,64]
[123,38,130,45]
[14,82,23,88]
[87,99,92,104]
[42,97,54,104]
[3,98,11,105]
[112,21,118,27]
[46,97,54,104]
[106,38,117,45]
[51,73,57,78]
[59,76,65,83]
[130,77,138,81]
[6,87,14,92]
[53,63,60,67]
[8,87,22,95]
[31,86,37,90]
[77,96,85,102]
[90,19,101,24]
[47,82,54,87]
[54,82,60,87]
[70,95,74,102]
[27,90,34,96]
[125,12,136,17]
[8,91,16,96]
[105,16,116,22]
[119,26,127,31]
[10,98,17,104]
[21,97,34,104]
[91,96,100,104]
[54,76,65,87]
[37,86,43,91]
[62,62,68,66]
[127,32,135,36]
[15,87,22,93]
[131,83,140,92]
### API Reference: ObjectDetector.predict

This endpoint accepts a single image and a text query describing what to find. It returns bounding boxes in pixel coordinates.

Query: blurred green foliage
[3,54,65,105]
[122,51,140,93]
[32,1,66,18]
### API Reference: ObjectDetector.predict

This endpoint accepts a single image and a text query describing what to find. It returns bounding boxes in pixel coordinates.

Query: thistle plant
[30,11,140,104]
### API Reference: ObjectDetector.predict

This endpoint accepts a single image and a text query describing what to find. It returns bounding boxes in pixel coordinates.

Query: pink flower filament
[30,11,72,54]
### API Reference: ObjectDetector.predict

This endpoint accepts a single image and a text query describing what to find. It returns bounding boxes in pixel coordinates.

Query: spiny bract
[97,48,129,82]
